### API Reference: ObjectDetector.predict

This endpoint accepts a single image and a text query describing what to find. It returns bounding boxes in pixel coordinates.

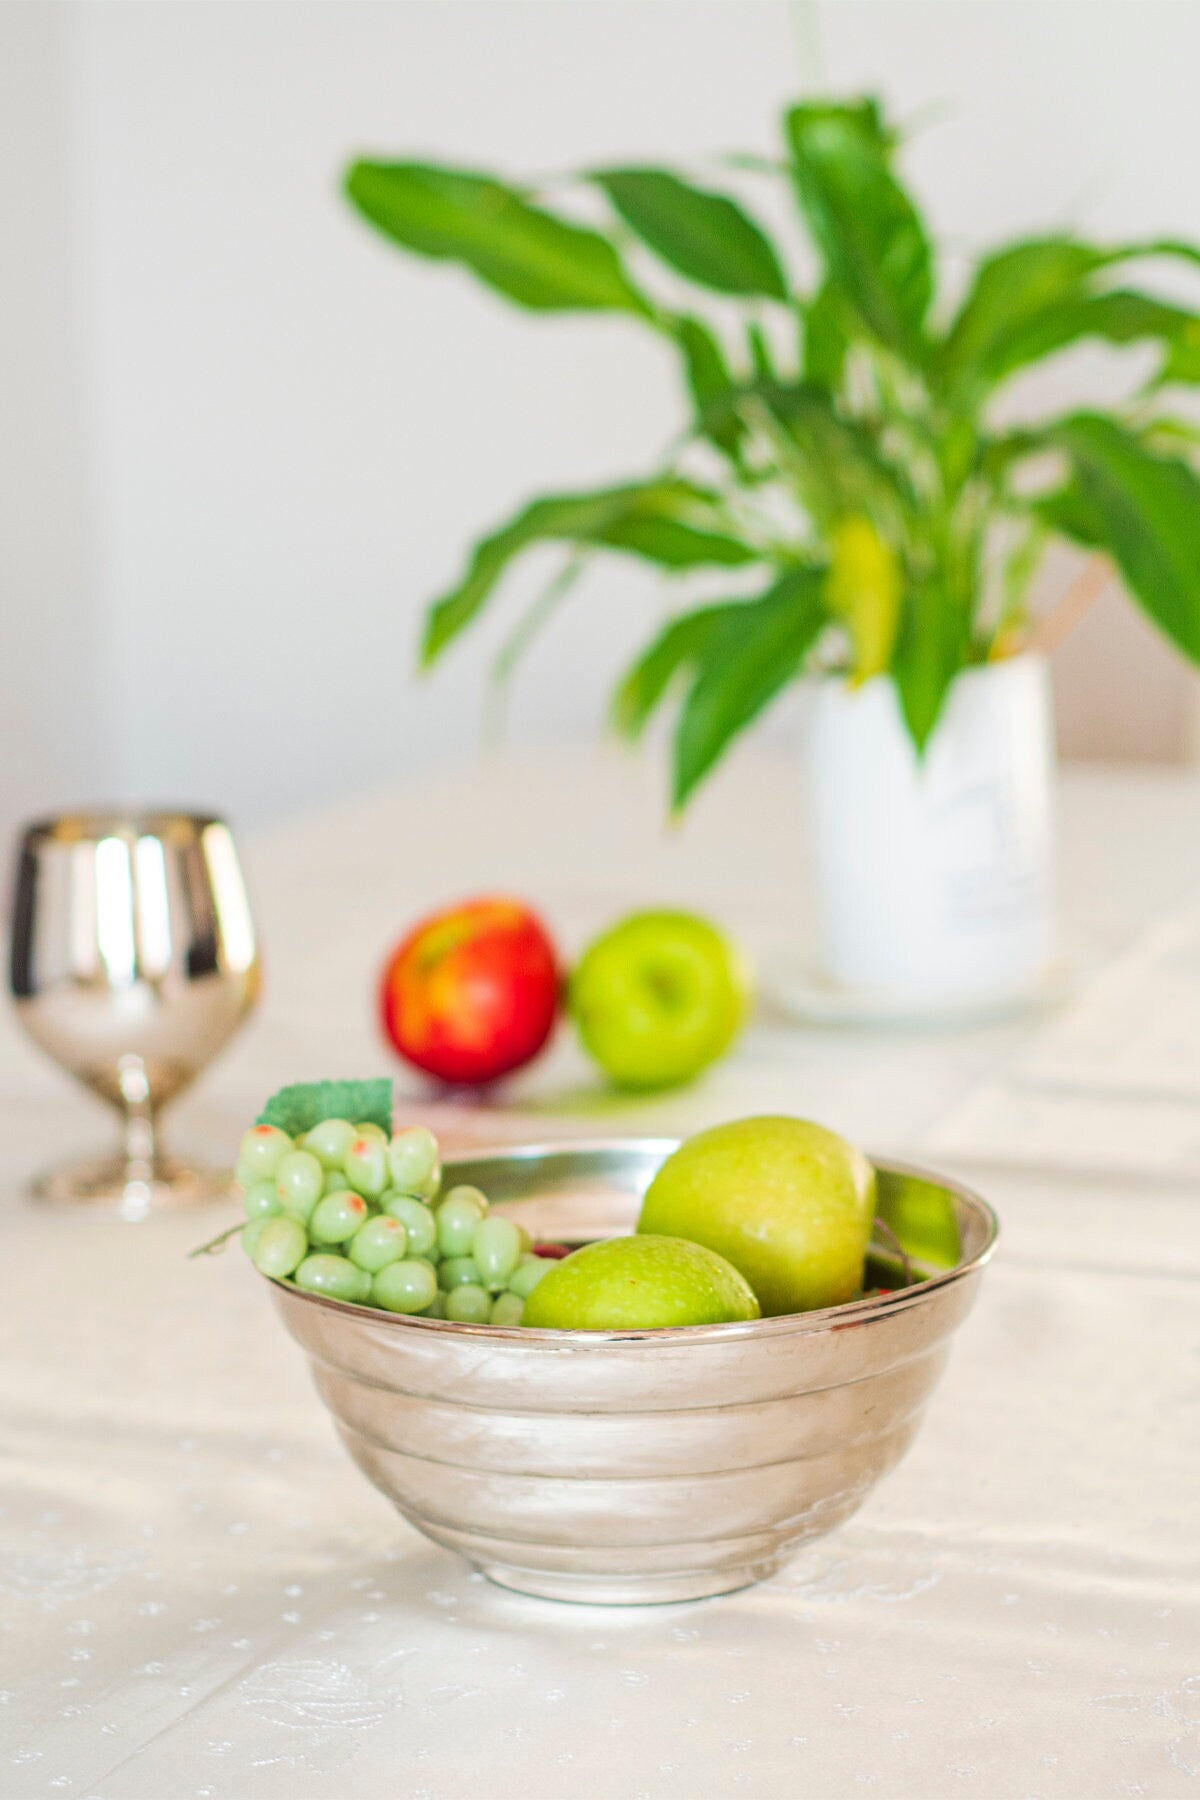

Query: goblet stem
[121,1099,159,1185]
[116,1053,159,1187]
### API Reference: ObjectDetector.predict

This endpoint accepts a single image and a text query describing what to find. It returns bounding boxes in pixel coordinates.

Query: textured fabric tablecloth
[3,751,1198,1800]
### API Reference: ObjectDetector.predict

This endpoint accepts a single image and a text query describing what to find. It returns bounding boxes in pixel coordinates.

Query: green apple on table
[522,1233,760,1331]
[568,910,749,1091]
[638,1116,876,1316]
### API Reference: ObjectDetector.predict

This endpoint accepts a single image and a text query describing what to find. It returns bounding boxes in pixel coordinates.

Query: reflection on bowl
[267,1140,998,1605]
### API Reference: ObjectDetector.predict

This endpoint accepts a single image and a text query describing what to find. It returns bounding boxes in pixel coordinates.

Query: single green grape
[310,1190,370,1244]
[275,1149,324,1219]
[344,1134,388,1199]
[370,1259,438,1315]
[439,1256,482,1291]
[387,1125,441,1200]
[472,1216,522,1291]
[489,1291,525,1327]
[242,1180,282,1221]
[421,1291,447,1319]
[235,1124,292,1187]
[294,1254,371,1304]
[252,1216,309,1280]
[444,1283,491,1324]
[383,1194,437,1258]
[514,1222,533,1255]
[304,1117,357,1170]
[436,1186,488,1258]
[323,1165,350,1195]
[507,1254,555,1300]
[241,1219,268,1258]
[353,1121,389,1148]
[348,1214,408,1273]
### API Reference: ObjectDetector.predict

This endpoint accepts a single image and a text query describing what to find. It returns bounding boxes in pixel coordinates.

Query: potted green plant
[343,97,1200,1007]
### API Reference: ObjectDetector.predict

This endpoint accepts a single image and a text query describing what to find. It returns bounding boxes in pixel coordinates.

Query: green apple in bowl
[568,910,749,1092]
[522,1233,760,1331]
[637,1116,875,1316]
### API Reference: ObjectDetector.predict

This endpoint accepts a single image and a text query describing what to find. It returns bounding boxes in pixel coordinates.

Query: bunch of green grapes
[235,1120,555,1324]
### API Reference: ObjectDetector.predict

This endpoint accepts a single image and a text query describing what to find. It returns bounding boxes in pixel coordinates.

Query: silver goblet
[9,810,261,1219]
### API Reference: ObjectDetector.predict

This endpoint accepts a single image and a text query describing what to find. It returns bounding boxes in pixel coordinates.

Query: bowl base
[474,1557,780,1606]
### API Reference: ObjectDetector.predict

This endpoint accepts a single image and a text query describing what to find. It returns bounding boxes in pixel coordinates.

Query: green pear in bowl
[637,1116,875,1316]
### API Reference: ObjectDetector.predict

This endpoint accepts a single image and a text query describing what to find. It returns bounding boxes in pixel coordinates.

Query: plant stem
[483,552,590,746]
[1026,553,1113,656]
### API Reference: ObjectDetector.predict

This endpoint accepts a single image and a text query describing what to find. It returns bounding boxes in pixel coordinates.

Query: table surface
[3,750,1199,1800]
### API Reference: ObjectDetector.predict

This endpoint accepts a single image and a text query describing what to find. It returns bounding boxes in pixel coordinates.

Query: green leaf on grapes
[257,1079,393,1138]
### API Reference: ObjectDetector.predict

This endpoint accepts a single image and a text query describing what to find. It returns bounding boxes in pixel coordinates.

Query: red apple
[379,896,560,1086]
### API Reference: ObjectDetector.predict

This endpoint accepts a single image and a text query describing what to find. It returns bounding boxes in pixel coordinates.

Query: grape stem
[187,1220,243,1260]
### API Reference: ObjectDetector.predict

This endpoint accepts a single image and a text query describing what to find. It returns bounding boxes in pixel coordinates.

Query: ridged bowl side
[268,1145,997,1604]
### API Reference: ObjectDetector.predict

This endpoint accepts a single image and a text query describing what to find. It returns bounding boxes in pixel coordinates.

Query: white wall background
[4,0,1200,850]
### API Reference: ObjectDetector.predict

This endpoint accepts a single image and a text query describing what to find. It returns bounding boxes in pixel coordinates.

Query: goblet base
[30,1153,234,1222]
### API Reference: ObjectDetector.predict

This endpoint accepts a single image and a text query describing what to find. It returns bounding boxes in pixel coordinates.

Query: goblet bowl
[9,809,260,1217]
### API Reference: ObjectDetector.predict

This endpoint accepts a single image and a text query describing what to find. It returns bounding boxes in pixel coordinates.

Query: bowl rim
[263,1140,999,1346]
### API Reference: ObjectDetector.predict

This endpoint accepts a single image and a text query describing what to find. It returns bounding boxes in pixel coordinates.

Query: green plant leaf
[1047,413,1200,662]
[992,516,1049,649]
[1138,414,1200,455]
[782,98,895,160]
[611,599,747,738]
[939,236,1200,395]
[422,480,759,664]
[257,1079,393,1138]
[955,285,1200,393]
[802,281,851,390]
[595,167,788,299]
[938,238,1111,390]
[1156,319,1200,384]
[784,103,932,360]
[592,513,755,562]
[746,320,776,382]
[672,316,745,460]
[757,379,913,529]
[891,587,971,751]
[1012,291,1200,389]
[672,567,827,807]
[344,160,651,314]
[1033,481,1108,548]
[824,517,903,682]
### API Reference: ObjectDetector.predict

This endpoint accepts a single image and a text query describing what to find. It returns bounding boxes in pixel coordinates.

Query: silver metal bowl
[268,1140,997,1606]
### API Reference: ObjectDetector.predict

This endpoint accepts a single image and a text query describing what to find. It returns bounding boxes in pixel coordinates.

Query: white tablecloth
[4,751,1199,1800]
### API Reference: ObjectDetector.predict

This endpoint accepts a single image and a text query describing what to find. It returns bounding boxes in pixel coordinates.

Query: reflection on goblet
[9,810,261,1219]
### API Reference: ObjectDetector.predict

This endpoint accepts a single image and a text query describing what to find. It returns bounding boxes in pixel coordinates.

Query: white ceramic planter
[801,655,1058,1008]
